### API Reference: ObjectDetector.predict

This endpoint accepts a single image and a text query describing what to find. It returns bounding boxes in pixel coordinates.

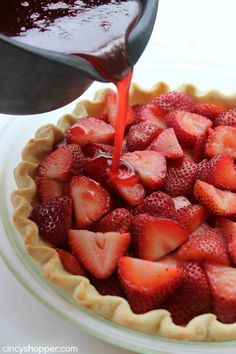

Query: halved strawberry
[166,111,212,146]
[126,123,162,152]
[96,208,133,233]
[38,144,84,182]
[82,143,113,158]
[36,177,65,202]
[69,230,131,279]
[149,128,183,159]
[70,176,112,228]
[205,126,236,159]
[90,271,125,297]
[217,217,236,264]
[164,262,211,325]
[197,154,236,191]
[165,158,198,197]
[173,196,191,210]
[66,117,115,146]
[135,191,176,218]
[177,226,229,265]
[173,204,207,234]
[214,108,236,127]
[153,91,196,113]
[118,256,183,314]
[194,180,236,216]
[205,263,236,323]
[194,103,224,121]
[105,90,135,128]
[122,151,167,191]
[133,103,167,128]
[133,214,188,261]
[56,249,87,276]
[30,196,73,248]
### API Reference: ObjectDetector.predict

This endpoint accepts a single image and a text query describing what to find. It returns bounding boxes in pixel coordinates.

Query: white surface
[1,0,236,352]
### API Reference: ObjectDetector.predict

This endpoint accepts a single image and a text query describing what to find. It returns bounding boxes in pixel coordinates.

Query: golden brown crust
[11,82,236,341]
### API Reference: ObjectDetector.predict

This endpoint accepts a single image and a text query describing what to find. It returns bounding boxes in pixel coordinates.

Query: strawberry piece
[56,249,87,276]
[133,103,167,128]
[38,145,84,182]
[205,126,236,159]
[194,180,236,216]
[82,143,113,158]
[149,128,183,159]
[118,256,183,314]
[30,196,73,248]
[90,271,125,297]
[166,111,212,146]
[217,217,236,264]
[164,262,211,325]
[165,158,198,197]
[122,151,167,191]
[177,226,229,265]
[194,103,224,121]
[96,208,133,233]
[197,154,236,191]
[214,108,236,127]
[70,176,112,228]
[153,91,196,113]
[173,204,207,234]
[126,123,162,152]
[205,263,236,323]
[193,131,208,162]
[69,230,131,279]
[66,117,115,146]
[84,154,112,187]
[36,177,65,202]
[135,191,176,218]
[173,196,191,210]
[133,214,188,261]
[105,90,135,128]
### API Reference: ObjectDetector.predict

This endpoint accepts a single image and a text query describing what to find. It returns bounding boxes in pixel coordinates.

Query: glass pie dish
[1,63,236,354]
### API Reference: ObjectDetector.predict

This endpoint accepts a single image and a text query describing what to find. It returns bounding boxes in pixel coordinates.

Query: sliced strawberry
[133,214,188,261]
[135,191,176,218]
[122,151,167,191]
[126,123,162,152]
[166,111,212,146]
[38,145,84,182]
[36,177,65,202]
[194,180,236,216]
[118,256,183,313]
[165,158,198,197]
[217,217,236,264]
[177,226,229,265]
[194,103,224,121]
[173,196,191,210]
[82,143,113,158]
[193,131,208,162]
[56,249,87,276]
[214,108,236,127]
[197,154,236,191]
[149,128,183,159]
[90,271,125,297]
[30,196,73,248]
[69,229,131,279]
[96,208,133,233]
[205,263,236,323]
[133,103,167,128]
[153,91,196,113]
[70,176,112,228]
[173,204,207,234]
[164,262,211,325]
[66,117,115,146]
[84,154,112,187]
[105,90,135,128]
[205,126,236,159]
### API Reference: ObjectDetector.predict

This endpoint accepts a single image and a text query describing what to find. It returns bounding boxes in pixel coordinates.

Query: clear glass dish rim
[1,65,236,353]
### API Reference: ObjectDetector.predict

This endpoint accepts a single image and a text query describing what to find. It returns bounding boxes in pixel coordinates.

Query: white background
[1,0,236,353]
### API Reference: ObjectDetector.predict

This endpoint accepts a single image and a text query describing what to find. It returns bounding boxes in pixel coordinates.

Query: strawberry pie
[12,82,236,341]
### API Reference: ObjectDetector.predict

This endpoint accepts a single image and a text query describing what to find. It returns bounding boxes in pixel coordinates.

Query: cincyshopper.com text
[2,345,79,354]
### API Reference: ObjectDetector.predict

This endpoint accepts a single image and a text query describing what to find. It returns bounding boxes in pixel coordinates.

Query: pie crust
[11,82,236,342]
